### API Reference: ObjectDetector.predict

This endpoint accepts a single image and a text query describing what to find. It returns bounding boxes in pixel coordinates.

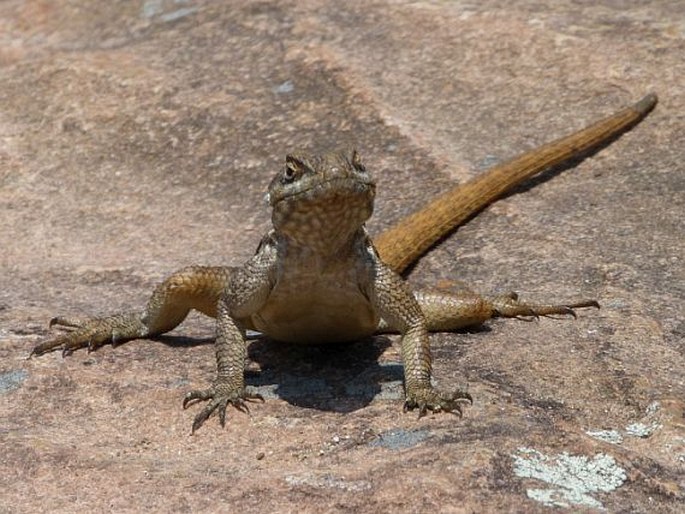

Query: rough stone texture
[1,1,683,512]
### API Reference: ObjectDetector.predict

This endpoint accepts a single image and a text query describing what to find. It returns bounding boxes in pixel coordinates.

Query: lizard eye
[283,163,297,182]
[283,154,305,183]
[282,155,303,184]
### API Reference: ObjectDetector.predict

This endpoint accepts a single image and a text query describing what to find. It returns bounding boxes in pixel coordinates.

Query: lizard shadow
[247,326,492,415]
[155,333,401,413]
[244,335,401,413]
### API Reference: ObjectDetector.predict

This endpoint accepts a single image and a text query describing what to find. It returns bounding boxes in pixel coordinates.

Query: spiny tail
[375,93,658,274]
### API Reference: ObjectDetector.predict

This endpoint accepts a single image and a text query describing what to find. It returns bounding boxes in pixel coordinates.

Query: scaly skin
[31,94,657,433]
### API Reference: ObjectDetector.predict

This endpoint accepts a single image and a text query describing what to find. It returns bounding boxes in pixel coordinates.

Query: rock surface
[1,1,683,512]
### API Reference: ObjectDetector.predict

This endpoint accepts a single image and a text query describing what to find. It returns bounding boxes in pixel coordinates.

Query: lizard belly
[252,283,379,344]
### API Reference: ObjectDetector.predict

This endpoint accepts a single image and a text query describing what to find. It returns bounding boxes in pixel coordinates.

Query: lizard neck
[274,227,369,263]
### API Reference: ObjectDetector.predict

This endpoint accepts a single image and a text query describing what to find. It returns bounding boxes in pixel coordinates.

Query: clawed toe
[183,386,264,433]
[404,388,472,418]
[30,312,145,358]
[560,306,577,318]
[182,388,214,408]
[493,295,600,320]
[29,333,88,358]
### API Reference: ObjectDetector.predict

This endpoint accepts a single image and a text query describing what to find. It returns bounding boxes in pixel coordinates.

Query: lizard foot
[404,386,473,418]
[492,293,599,319]
[30,313,146,357]
[183,383,264,433]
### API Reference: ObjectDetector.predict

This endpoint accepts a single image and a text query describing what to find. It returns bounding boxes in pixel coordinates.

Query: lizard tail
[375,93,658,274]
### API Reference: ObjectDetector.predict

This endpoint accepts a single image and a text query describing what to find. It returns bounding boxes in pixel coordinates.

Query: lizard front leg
[182,248,275,433]
[367,260,472,416]
[30,265,234,357]
[182,297,265,433]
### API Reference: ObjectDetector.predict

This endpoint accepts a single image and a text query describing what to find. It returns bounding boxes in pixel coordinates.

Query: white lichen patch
[586,429,624,445]
[586,401,664,444]
[625,422,661,438]
[513,448,627,510]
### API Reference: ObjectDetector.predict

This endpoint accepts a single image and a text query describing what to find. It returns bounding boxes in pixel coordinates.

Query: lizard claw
[183,385,264,434]
[403,387,472,418]
[30,312,146,357]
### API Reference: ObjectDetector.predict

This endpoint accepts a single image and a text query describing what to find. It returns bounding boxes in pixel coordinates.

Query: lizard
[30,93,657,433]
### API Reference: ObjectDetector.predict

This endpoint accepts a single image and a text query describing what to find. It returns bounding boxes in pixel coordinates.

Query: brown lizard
[31,93,657,433]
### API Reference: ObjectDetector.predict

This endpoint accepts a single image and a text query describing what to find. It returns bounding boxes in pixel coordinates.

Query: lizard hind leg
[412,290,599,332]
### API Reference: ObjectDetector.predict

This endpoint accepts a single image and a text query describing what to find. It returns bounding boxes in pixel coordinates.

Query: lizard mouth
[270,175,375,204]
[275,175,375,209]
[271,177,376,243]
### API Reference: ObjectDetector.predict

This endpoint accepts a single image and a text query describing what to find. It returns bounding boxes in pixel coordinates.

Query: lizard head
[267,149,376,250]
